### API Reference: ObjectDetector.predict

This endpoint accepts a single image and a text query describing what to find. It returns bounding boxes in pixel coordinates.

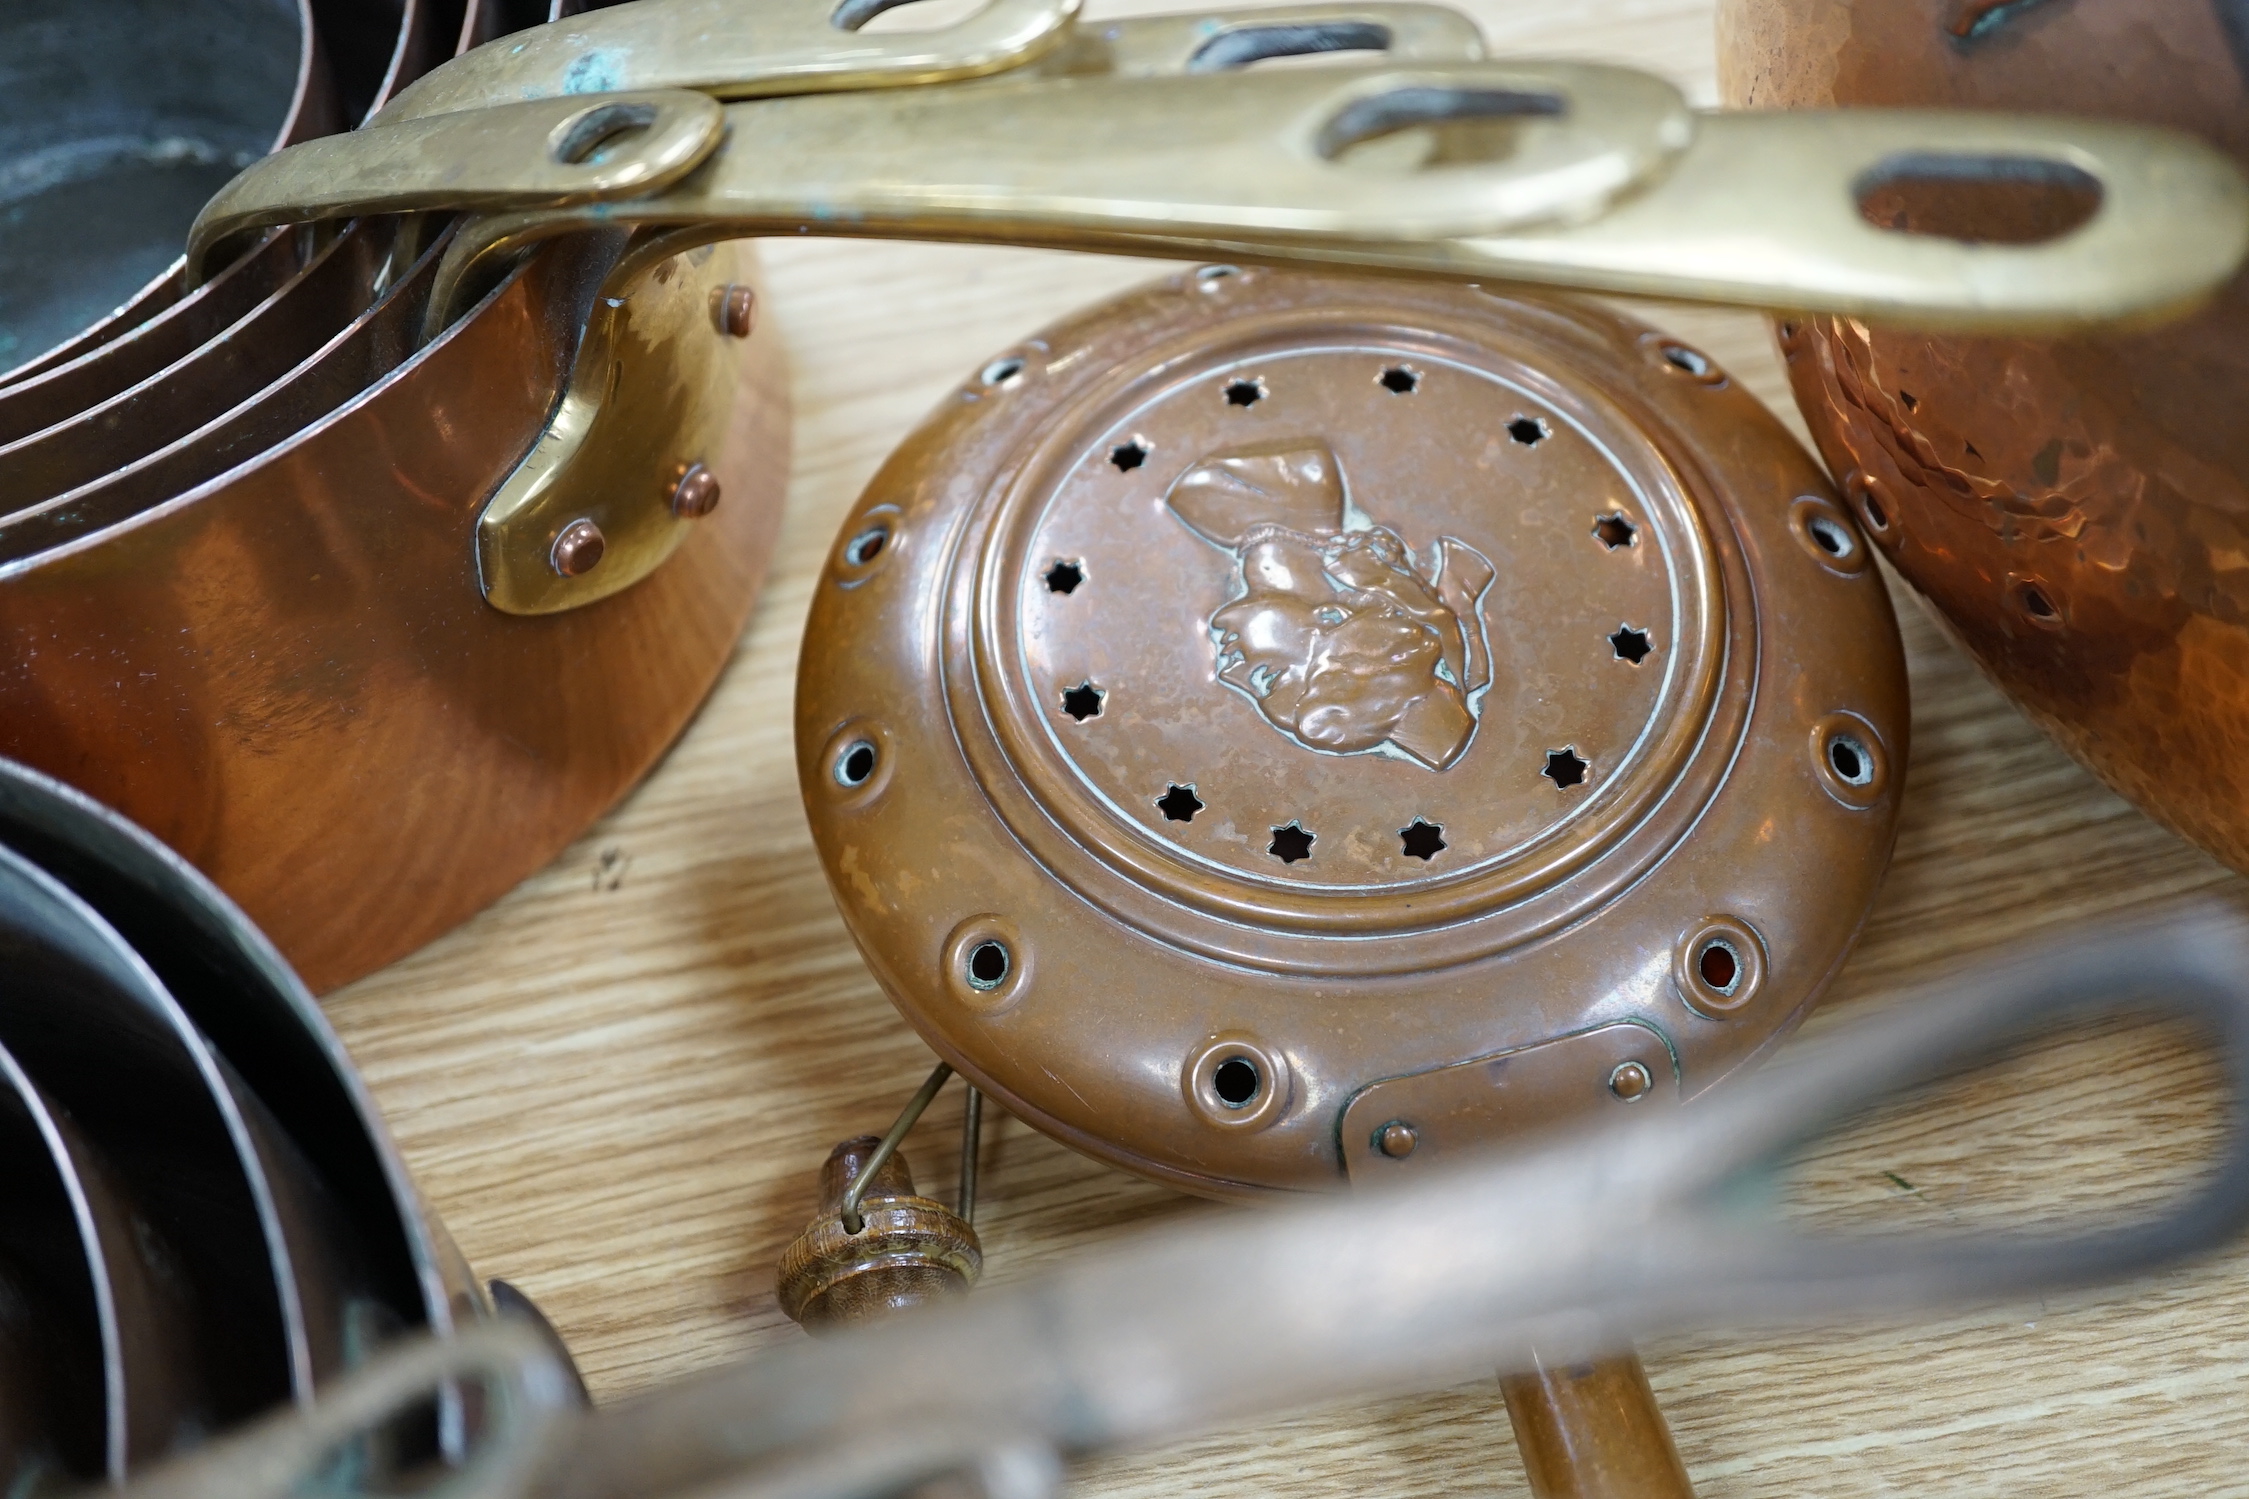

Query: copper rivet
[715,283,758,338]
[551,519,606,578]
[671,462,722,519]
[1377,1120,1418,1158]
[1609,1061,1652,1101]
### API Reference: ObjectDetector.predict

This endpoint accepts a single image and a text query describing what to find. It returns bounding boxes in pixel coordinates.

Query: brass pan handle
[102,911,2249,1499]
[375,0,1087,122]
[173,0,2249,614]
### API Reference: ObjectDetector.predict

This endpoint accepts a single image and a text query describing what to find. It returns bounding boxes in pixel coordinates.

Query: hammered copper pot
[1718,0,2249,871]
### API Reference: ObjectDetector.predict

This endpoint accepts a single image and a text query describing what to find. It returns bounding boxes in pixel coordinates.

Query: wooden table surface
[323,3,2249,1492]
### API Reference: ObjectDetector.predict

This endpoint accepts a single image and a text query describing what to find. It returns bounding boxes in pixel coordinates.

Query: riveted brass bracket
[475,240,743,615]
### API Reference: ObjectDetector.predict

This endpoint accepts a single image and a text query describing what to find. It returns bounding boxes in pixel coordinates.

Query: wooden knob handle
[776,1136,982,1334]
[1500,1352,1695,1498]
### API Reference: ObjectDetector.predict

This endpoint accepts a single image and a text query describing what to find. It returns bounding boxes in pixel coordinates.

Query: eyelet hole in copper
[1789,495,1867,577]
[981,357,1027,388]
[944,915,1029,1013]
[833,503,901,588]
[1811,711,1889,809]
[965,939,1010,991]
[1845,469,1895,536]
[1676,916,1767,1018]
[836,741,878,788]
[820,720,894,807]
[1646,335,1727,387]
[2010,575,2066,631]
[1184,1034,1289,1130]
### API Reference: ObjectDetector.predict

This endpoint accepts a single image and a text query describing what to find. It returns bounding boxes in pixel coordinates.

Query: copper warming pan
[1717,0,2249,874]
[0,0,790,991]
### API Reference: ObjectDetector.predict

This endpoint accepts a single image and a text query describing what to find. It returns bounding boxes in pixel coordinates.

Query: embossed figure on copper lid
[1164,440,1496,771]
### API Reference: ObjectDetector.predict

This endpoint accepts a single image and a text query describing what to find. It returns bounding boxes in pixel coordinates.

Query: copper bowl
[1718,0,2249,872]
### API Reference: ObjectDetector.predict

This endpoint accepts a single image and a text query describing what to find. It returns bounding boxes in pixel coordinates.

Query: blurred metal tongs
[184,0,2249,335]
[108,913,2249,1499]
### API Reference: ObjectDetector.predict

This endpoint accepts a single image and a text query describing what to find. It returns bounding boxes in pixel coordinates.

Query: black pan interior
[0,0,306,370]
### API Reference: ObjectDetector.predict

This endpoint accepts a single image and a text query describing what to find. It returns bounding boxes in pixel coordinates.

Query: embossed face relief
[1165,442,1495,770]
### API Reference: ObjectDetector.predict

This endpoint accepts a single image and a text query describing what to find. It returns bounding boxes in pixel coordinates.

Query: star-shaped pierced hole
[1268,822,1314,864]
[1379,365,1419,394]
[1399,819,1446,861]
[1060,682,1105,721]
[1110,439,1148,472]
[1542,747,1589,790]
[1157,784,1203,822]
[1609,626,1652,664]
[1592,512,1636,549]
[1044,560,1084,595]
[1508,416,1547,445]
[1224,378,1265,408]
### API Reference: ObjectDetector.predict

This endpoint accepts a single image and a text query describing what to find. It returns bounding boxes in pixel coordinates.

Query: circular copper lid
[799,269,1907,1197]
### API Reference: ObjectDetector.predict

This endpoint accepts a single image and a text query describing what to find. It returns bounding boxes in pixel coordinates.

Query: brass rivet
[1376,1120,1418,1158]
[551,519,606,578]
[671,461,722,519]
[1609,1061,1653,1101]
[714,283,758,338]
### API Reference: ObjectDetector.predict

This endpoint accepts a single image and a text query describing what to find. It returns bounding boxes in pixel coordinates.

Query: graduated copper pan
[0,225,436,560]
[0,0,787,988]
[0,225,392,513]
[0,230,788,990]
[1717,0,2249,873]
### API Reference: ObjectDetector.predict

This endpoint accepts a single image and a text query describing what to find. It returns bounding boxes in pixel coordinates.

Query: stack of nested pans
[0,0,789,993]
[0,755,475,1490]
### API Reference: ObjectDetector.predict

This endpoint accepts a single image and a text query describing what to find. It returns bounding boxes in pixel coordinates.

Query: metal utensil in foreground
[108,913,2249,1499]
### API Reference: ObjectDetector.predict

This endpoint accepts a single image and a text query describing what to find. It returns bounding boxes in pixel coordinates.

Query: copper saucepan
[0,0,790,990]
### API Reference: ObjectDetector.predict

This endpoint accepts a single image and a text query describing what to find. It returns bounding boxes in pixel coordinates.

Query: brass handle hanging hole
[1316,84,1566,166]
[1188,20,1393,72]
[1854,153,2103,244]
[833,0,989,33]
[550,102,659,166]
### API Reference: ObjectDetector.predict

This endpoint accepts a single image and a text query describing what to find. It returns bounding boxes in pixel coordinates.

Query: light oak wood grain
[322,3,2249,1492]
